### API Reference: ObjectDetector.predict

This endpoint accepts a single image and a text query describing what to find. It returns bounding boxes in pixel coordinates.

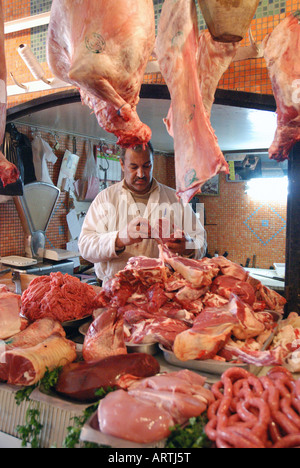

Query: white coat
[78,179,207,283]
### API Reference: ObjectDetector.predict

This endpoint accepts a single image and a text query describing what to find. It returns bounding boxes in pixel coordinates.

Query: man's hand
[165,230,195,256]
[116,217,151,249]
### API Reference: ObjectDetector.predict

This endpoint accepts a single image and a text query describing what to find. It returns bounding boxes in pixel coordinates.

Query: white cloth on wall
[31,135,57,185]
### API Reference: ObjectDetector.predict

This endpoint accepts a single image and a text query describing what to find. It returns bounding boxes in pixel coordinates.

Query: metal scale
[1,182,78,275]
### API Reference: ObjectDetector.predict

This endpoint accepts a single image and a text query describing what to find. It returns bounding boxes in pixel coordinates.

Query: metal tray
[159,344,251,375]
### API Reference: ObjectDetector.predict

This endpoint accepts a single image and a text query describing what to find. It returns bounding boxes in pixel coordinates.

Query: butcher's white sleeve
[78,196,120,263]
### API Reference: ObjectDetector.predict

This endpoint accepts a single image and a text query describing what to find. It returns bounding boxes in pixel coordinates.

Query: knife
[12,270,22,295]
[0,267,11,276]
[250,272,285,282]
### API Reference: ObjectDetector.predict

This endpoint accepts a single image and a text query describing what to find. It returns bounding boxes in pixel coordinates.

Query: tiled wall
[150,0,300,95]
[1,0,296,267]
[197,175,287,268]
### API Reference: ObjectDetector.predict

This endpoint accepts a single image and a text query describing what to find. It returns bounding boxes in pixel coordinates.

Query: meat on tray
[205,366,300,448]
[3,334,76,386]
[94,246,286,366]
[98,369,214,444]
[0,318,66,382]
[21,272,98,322]
[263,11,300,161]
[46,0,155,148]
[55,353,160,402]
[83,308,127,362]
[0,285,27,340]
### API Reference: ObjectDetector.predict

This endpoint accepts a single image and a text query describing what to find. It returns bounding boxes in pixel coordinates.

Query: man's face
[120,146,153,194]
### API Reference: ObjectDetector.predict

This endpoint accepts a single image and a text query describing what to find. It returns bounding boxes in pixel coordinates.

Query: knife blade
[12,270,22,295]
[251,272,285,282]
[0,267,11,276]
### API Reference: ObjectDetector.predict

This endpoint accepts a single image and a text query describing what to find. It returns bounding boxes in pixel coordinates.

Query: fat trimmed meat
[47,0,155,148]
[0,318,66,382]
[3,334,76,386]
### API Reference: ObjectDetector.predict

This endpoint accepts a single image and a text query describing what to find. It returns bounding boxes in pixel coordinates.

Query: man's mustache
[134,177,147,182]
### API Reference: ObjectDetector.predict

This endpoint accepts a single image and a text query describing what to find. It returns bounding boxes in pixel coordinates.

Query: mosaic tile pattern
[255,0,286,18]
[244,205,286,246]
[30,0,52,63]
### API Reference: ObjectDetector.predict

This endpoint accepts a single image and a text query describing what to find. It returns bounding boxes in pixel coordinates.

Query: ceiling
[12,96,278,154]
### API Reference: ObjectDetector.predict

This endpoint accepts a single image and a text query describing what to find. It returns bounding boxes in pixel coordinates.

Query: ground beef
[21,272,98,322]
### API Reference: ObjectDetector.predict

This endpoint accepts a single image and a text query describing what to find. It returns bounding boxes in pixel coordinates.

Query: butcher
[78,142,206,284]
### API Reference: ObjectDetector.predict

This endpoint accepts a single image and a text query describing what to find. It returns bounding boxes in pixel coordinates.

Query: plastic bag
[74,141,99,200]
[31,135,57,185]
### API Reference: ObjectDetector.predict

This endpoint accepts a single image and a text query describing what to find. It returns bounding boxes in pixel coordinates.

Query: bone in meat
[263,12,300,161]
[0,1,19,187]
[156,0,229,203]
[46,0,155,148]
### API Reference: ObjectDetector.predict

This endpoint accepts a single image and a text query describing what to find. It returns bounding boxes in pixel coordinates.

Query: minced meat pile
[21,272,98,322]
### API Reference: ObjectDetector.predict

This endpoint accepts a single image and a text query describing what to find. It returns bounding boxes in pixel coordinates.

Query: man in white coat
[78,143,207,284]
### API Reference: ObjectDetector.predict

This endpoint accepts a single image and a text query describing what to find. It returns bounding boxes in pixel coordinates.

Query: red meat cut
[46,0,155,148]
[0,1,19,187]
[55,353,160,402]
[82,308,127,362]
[263,12,300,161]
[21,272,98,322]
[156,0,229,203]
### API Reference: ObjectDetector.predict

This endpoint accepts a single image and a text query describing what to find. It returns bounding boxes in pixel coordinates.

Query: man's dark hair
[119,141,154,162]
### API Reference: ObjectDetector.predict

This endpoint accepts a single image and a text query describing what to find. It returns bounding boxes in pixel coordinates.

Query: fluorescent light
[245,176,288,202]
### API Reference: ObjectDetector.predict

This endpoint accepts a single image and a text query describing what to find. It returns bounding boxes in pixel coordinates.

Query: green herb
[16,407,43,448]
[63,403,99,449]
[165,415,213,449]
[15,385,36,406]
[14,367,63,448]
[41,366,62,393]
[63,386,117,449]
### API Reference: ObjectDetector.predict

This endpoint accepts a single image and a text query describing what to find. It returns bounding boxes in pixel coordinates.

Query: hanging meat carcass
[263,12,300,161]
[46,0,155,148]
[0,0,19,187]
[197,31,239,116]
[156,0,233,203]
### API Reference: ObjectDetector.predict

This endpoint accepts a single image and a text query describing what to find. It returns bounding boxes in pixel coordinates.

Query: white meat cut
[46,0,155,148]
